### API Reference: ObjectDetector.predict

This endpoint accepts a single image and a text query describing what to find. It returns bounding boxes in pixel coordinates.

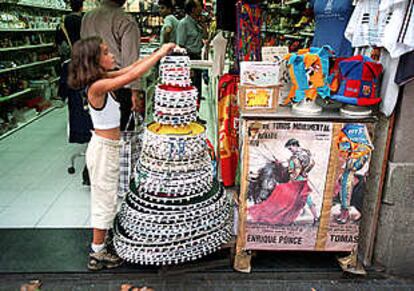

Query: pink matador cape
[248,180,311,225]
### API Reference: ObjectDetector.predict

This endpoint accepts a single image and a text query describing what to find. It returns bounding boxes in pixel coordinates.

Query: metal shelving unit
[0,43,54,52]
[0,57,61,75]
[50,77,60,83]
[14,2,70,12]
[0,28,56,32]
[0,106,56,141]
[0,1,66,138]
[0,88,33,103]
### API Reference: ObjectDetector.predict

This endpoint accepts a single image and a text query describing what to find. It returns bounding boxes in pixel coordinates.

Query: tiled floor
[0,107,90,228]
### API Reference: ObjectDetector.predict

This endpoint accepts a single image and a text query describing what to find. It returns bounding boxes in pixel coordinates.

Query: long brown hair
[68,36,105,90]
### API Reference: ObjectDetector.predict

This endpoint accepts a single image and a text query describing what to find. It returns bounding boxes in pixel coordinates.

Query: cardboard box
[238,85,279,113]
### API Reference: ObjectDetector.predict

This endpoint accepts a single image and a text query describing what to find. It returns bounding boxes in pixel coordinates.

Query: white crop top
[88,92,121,130]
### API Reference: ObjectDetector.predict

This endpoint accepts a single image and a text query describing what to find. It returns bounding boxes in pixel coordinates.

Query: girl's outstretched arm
[89,43,175,98]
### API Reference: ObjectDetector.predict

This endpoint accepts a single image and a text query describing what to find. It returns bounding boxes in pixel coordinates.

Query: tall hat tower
[113,50,232,265]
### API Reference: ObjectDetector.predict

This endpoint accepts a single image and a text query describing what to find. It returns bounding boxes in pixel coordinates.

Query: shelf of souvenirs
[0,28,57,32]
[241,106,377,122]
[0,42,54,52]
[0,88,33,103]
[262,29,288,34]
[262,30,307,40]
[284,0,303,5]
[50,76,60,83]
[0,57,60,75]
[299,31,314,37]
[0,1,70,12]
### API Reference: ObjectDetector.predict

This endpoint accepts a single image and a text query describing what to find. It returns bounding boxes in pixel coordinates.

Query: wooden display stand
[234,108,377,273]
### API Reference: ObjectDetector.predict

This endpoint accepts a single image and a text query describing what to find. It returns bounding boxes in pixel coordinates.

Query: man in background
[176,0,207,99]
[81,0,141,130]
[55,0,84,59]
[159,0,178,45]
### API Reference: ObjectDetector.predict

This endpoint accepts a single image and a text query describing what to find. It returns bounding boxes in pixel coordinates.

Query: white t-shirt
[345,0,381,47]
[211,31,228,77]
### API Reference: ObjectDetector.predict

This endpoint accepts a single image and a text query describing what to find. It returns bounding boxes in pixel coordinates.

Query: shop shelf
[283,34,304,40]
[0,88,33,103]
[0,57,60,75]
[0,1,70,12]
[50,77,60,83]
[0,28,56,32]
[0,106,56,141]
[262,29,288,34]
[299,31,315,37]
[16,3,70,12]
[284,0,302,5]
[0,43,54,53]
[241,106,377,122]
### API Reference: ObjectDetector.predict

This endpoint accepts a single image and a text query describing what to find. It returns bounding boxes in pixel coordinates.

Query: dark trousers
[188,53,202,102]
[113,88,134,131]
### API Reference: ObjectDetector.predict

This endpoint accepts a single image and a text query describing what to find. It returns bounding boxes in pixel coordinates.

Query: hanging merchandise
[395,51,414,86]
[216,0,237,32]
[284,46,335,104]
[378,0,413,59]
[211,31,228,77]
[345,0,414,58]
[218,74,240,187]
[236,1,263,64]
[311,0,354,57]
[331,55,383,106]
[113,52,232,265]
[344,0,381,48]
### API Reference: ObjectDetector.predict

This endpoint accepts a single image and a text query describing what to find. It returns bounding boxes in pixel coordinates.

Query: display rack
[0,88,33,103]
[241,107,377,122]
[0,57,60,75]
[0,43,54,52]
[0,1,67,137]
[0,28,56,32]
[13,2,70,12]
[0,106,56,141]
[261,0,314,50]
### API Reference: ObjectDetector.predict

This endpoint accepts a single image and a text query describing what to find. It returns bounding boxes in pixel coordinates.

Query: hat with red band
[331,55,383,106]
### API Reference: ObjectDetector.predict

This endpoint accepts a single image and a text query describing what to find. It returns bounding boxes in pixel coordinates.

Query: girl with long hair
[68,36,175,271]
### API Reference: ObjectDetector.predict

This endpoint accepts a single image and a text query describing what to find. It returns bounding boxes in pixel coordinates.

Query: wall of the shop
[374,81,414,277]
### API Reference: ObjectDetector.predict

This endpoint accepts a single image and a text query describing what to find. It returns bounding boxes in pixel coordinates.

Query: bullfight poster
[325,123,374,251]
[237,120,374,252]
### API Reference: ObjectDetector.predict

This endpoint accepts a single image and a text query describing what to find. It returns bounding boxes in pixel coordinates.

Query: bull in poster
[245,121,333,250]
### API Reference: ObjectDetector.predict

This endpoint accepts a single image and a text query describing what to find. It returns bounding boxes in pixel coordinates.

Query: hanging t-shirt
[345,0,381,47]
[160,14,179,45]
[211,31,228,77]
[378,0,412,59]
[311,0,354,57]
[397,0,414,48]
[379,50,400,117]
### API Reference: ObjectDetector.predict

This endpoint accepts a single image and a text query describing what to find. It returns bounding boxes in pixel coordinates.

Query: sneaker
[87,248,123,271]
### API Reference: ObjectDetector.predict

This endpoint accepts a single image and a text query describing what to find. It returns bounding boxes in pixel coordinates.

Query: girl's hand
[158,43,176,57]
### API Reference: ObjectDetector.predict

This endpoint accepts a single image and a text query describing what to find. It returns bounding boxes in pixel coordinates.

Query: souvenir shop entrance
[0,0,413,284]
